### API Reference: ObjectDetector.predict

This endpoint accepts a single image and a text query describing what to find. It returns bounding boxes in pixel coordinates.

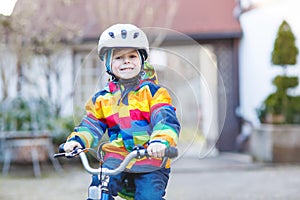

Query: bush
[0,97,74,145]
[257,76,300,124]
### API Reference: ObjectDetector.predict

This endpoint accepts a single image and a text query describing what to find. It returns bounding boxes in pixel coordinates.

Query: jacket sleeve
[67,95,107,148]
[149,86,180,146]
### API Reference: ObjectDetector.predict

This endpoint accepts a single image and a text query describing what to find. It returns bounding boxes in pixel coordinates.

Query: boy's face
[111,48,141,80]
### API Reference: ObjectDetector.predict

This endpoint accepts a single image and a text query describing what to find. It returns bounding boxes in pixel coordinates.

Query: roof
[172,0,241,36]
[13,0,242,41]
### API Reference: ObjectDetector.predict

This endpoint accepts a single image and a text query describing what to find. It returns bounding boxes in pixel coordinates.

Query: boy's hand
[147,143,166,158]
[63,141,82,153]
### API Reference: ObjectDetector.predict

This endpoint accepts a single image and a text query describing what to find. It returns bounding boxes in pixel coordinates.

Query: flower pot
[2,131,51,163]
[250,124,300,162]
[265,114,285,124]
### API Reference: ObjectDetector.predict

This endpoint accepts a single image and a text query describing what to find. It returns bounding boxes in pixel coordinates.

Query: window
[73,52,107,110]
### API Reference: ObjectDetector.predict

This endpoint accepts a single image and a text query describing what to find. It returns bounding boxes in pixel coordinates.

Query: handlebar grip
[165,147,178,158]
[53,153,64,158]
[58,143,65,153]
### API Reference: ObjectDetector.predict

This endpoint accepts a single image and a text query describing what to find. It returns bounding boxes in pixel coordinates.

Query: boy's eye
[113,52,137,60]
[129,54,137,58]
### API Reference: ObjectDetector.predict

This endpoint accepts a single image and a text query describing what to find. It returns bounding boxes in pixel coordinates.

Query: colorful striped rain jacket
[67,63,180,172]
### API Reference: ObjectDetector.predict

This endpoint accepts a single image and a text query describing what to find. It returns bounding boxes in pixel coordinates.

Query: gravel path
[1,155,300,200]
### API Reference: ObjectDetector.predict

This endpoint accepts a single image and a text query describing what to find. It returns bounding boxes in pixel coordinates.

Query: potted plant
[251,20,300,162]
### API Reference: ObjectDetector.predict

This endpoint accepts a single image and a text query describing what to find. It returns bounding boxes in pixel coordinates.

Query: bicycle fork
[87,174,110,200]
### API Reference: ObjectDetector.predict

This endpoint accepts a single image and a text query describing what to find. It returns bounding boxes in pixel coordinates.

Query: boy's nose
[123,57,130,64]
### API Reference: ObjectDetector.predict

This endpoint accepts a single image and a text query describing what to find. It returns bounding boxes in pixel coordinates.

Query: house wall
[239,0,300,126]
[0,48,74,117]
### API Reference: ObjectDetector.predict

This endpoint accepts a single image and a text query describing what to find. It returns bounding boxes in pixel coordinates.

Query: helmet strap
[137,50,145,69]
[105,49,113,73]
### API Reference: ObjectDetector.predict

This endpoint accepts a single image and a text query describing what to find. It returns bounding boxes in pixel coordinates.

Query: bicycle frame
[54,146,178,200]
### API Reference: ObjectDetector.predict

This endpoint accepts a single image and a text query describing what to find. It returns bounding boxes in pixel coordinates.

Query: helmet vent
[108,32,115,38]
[133,32,139,39]
[121,30,127,39]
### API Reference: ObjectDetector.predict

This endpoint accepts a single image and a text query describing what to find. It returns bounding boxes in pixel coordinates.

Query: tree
[271,20,299,71]
[258,20,300,124]
[0,0,81,116]
[0,11,33,99]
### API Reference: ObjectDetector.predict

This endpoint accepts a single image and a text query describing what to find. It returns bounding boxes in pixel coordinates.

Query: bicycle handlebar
[54,144,178,175]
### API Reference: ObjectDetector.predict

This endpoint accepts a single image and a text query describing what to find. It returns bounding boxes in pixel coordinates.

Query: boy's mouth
[120,67,134,71]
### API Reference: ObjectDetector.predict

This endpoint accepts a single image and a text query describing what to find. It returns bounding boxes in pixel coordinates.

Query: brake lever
[53,148,84,158]
[69,148,84,157]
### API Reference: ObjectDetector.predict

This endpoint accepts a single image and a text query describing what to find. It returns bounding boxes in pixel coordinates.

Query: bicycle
[54,144,178,200]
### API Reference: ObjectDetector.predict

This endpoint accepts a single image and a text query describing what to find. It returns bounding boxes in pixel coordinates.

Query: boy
[63,24,180,200]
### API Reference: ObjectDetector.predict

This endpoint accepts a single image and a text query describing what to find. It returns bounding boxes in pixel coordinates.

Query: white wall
[0,48,74,116]
[239,0,300,125]
[0,48,18,99]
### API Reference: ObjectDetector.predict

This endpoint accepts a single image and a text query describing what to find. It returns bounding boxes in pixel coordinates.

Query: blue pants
[108,168,170,200]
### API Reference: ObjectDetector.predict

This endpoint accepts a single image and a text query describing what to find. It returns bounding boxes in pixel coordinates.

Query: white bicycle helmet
[98,24,149,74]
